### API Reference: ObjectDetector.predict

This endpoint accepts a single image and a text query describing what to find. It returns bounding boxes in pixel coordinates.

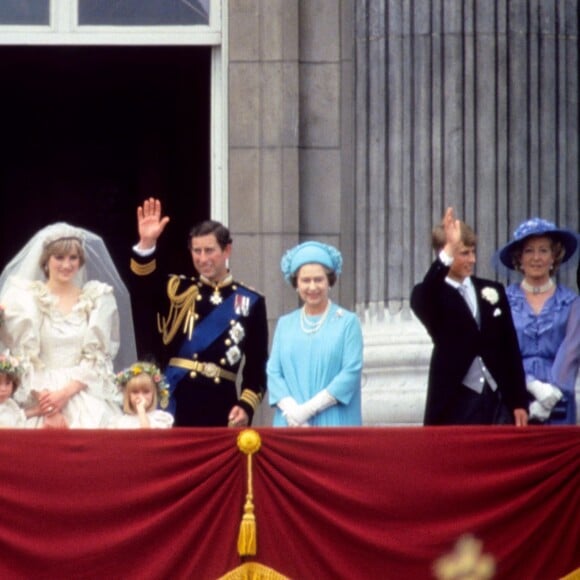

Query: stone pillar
[228,0,301,426]
[227,1,355,426]
[355,0,580,424]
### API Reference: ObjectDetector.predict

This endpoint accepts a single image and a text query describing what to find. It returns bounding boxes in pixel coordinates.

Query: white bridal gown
[0,278,122,428]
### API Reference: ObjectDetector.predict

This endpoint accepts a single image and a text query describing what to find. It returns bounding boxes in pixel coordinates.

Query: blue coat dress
[267,302,363,426]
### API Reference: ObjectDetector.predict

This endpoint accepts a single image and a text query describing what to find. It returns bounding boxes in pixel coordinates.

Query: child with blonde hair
[109,362,174,429]
[0,351,26,427]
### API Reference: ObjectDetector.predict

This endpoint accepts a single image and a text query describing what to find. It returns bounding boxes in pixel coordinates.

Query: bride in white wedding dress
[0,223,137,428]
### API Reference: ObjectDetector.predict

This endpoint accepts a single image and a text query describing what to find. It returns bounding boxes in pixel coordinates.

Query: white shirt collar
[445,276,473,290]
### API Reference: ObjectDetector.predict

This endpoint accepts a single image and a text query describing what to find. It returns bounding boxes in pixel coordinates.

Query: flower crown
[115,363,169,407]
[0,352,23,378]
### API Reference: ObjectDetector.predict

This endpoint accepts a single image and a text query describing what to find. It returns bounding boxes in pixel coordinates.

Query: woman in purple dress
[497,218,579,424]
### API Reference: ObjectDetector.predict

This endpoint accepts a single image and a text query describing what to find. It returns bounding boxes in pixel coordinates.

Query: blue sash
[164,286,259,415]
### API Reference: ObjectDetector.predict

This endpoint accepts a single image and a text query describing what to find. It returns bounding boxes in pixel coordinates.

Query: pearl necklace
[521,278,554,295]
[300,300,332,334]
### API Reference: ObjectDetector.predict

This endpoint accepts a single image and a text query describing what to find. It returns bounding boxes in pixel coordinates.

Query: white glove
[529,400,551,422]
[278,390,338,426]
[526,380,563,411]
[297,389,338,423]
[277,397,308,427]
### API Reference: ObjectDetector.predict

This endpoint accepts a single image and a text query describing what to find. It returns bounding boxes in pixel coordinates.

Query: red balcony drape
[0,427,578,580]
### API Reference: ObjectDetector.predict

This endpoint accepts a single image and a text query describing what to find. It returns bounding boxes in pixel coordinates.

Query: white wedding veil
[0,222,137,371]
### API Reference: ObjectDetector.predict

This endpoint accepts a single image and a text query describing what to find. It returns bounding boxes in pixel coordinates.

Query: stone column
[355,0,580,424]
[227,1,355,426]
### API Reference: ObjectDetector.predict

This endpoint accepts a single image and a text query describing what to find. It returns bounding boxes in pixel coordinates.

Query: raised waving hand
[137,197,171,250]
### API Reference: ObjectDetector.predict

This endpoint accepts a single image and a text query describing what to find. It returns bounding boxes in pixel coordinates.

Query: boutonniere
[481,287,499,305]
[493,308,502,317]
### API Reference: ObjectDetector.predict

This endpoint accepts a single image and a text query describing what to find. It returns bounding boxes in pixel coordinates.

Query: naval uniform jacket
[410,257,527,425]
[130,250,268,427]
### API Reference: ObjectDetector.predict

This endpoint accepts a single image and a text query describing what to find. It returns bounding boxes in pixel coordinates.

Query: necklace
[521,278,554,295]
[201,274,233,305]
[300,300,332,334]
[210,287,223,305]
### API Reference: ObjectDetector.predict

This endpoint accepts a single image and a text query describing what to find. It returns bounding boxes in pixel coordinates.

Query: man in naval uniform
[130,198,268,427]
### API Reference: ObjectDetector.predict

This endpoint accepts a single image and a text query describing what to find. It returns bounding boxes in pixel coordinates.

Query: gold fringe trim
[560,568,580,580]
[240,389,262,411]
[237,429,261,557]
[157,275,199,345]
[218,562,289,580]
[130,257,156,276]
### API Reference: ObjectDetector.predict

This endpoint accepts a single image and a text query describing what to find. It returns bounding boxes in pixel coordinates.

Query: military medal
[234,294,250,316]
[202,274,232,306]
[210,289,223,305]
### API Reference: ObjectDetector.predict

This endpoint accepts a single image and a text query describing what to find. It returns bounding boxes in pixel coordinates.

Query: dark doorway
[0,45,211,279]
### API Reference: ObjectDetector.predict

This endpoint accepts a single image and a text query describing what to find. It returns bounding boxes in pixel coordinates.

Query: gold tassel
[236,429,262,557]
[157,276,199,345]
[238,496,256,556]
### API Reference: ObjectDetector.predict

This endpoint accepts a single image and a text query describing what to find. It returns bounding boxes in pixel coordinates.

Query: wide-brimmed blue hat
[497,218,578,269]
[280,241,343,282]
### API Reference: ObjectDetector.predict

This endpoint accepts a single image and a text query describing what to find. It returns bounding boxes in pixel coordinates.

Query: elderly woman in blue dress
[497,218,579,425]
[267,241,363,426]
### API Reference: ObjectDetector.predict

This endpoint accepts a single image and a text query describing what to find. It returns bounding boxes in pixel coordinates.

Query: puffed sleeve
[0,277,43,405]
[72,281,121,403]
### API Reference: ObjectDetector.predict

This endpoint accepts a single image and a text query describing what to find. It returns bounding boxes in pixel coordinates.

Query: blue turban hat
[280,241,343,283]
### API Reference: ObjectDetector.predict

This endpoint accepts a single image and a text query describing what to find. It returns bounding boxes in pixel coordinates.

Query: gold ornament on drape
[236,429,261,557]
[433,535,496,580]
[219,430,290,580]
[219,562,289,580]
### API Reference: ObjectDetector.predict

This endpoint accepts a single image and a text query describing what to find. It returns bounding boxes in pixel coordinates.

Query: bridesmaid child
[110,362,174,429]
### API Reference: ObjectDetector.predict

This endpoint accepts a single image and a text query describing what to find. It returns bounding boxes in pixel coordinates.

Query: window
[0,0,226,222]
[0,1,50,25]
[78,0,210,26]
[0,1,220,44]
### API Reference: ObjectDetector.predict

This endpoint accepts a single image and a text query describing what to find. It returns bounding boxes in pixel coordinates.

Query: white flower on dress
[481,287,499,305]
[226,345,242,366]
[229,322,245,344]
[493,308,502,317]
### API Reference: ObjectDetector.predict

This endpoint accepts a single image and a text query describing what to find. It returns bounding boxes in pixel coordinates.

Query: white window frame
[0,0,228,224]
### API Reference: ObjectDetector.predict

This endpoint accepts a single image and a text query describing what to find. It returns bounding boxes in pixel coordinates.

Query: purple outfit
[506,284,579,425]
